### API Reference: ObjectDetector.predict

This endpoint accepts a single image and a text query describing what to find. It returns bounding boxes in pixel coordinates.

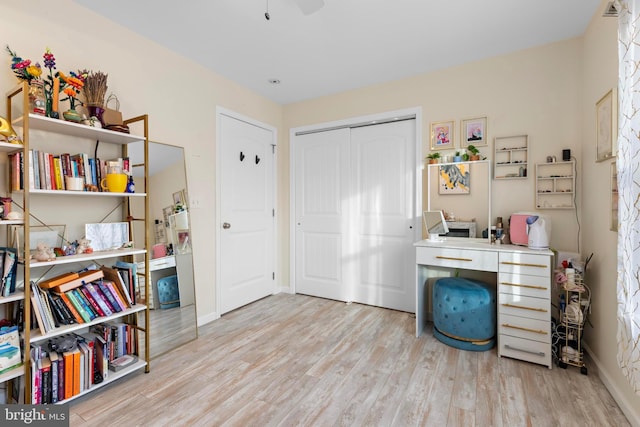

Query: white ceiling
[74,0,602,105]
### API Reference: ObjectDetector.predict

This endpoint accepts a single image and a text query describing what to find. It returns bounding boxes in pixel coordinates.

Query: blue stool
[432,277,496,351]
[157,275,180,309]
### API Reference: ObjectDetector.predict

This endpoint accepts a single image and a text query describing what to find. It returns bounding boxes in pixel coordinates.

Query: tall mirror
[128,141,197,358]
[426,160,491,242]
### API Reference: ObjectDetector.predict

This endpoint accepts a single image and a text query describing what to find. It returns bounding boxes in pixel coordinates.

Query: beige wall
[0,1,284,324]
[284,37,584,284]
[582,3,640,423]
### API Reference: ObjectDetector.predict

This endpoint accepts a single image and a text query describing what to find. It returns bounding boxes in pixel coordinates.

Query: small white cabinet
[497,251,552,368]
[535,161,575,209]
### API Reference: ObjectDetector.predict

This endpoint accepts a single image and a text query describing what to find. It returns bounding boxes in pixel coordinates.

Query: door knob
[223,222,231,229]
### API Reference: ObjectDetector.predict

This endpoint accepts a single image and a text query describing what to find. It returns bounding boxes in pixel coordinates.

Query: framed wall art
[461,116,487,147]
[439,163,470,195]
[596,88,617,162]
[172,190,185,206]
[430,120,455,151]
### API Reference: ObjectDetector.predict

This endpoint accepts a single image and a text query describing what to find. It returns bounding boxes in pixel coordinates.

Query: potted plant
[426,152,440,164]
[467,144,481,161]
[453,151,463,162]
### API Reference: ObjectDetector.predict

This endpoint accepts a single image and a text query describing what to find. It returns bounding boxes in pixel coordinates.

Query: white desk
[415,238,554,368]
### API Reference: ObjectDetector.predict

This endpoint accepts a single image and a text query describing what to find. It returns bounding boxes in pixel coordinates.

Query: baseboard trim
[197,312,219,327]
[583,342,640,427]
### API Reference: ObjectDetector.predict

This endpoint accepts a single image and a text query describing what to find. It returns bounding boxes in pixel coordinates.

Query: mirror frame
[426,159,492,242]
[127,140,199,359]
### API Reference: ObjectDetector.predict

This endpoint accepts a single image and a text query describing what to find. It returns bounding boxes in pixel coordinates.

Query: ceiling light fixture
[268,79,281,85]
[265,0,270,20]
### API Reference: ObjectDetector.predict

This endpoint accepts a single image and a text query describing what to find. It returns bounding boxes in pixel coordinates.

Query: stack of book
[31,267,135,335]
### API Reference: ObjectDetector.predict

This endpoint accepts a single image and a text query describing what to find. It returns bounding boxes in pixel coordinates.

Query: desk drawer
[150,256,176,270]
[498,313,550,343]
[498,272,550,299]
[499,334,551,368]
[498,293,550,321]
[498,252,551,277]
[416,247,498,272]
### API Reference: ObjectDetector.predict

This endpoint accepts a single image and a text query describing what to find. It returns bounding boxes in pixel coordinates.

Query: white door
[294,128,351,301]
[293,120,416,312]
[219,114,275,314]
[350,121,416,312]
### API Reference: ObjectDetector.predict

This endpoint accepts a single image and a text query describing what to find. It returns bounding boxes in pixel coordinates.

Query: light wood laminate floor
[69,293,629,426]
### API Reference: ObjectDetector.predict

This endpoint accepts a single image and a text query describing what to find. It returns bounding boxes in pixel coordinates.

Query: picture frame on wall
[172,190,185,206]
[461,116,487,147]
[438,163,470,195]
[430,120,455,151]
[596,88,617,162]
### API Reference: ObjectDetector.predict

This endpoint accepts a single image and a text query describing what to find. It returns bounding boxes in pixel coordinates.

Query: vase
[63,108,83,123]
[28,81,46,116]
[45,97,59,119]
[87,105,106,127]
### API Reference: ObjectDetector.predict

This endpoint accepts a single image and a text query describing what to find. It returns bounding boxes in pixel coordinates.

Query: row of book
[31,265,138,336]
[30,327,138,404]
[8,150,130,191]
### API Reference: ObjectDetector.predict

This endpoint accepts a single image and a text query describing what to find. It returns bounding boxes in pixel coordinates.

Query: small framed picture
[430,120,455,151]
[172,190,185,206]
[596,88,617,162]
[461,116,487,147]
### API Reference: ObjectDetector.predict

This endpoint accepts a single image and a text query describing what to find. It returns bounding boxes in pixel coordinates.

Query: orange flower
[63,87,76,98]
[67,76,84,90]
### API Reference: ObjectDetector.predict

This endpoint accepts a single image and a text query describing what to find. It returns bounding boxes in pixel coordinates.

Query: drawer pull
[501,303,548,313]
[500,282,547,290]
[504,344,545,357]
[502,323,548,335]
[436,256,473,262]
[501,261,548,269]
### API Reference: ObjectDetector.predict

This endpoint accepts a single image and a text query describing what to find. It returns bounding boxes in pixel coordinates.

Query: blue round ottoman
[432,277,496,351]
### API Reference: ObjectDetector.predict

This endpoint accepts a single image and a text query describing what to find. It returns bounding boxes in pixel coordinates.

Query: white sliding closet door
[294,120,416,312]
[295,128,352,301]
[350,121,415,312]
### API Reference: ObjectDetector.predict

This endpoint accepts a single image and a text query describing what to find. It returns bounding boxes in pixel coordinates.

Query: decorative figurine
[33,242,56,262]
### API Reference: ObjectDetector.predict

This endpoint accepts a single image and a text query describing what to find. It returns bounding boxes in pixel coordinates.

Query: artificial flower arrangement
[6,45,88,122]
[6,45,42,82]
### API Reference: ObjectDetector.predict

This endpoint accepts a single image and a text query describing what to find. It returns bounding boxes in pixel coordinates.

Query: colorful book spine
[50,354,58,404]
[103,280,128,311]
[80,286,106,317]
[57,292,84,324]
[57,351,65,402]
[55,156,65,190]
[65,291,92,323]
[85,282,113,316]
[96,281,123,312]
[71,288,97,320]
